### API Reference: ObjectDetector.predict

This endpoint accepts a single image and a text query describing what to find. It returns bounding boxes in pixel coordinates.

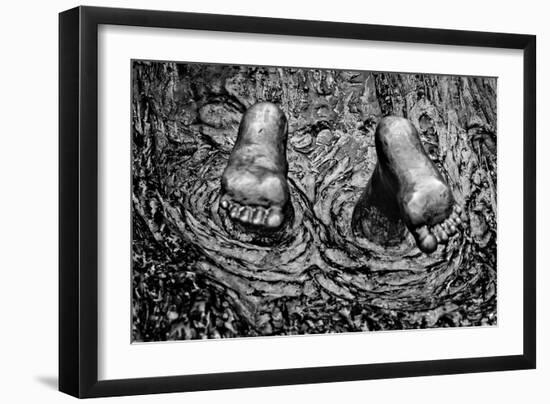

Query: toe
[450,210,463,226]
[239,206,252,223]
[220,195,230,209]
[445,219,456,235]
[413,225,438,253]
[229,205,240,218]
[265,208,284,228]
[251,208,266,226]
[434,224,448,243]
[419,233,438,253]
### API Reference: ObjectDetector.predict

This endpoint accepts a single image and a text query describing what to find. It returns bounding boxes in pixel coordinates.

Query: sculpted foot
[219,102,291,232]
[354,116,462,254]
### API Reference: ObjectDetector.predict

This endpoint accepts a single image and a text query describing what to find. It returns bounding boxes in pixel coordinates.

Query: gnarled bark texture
[131,61,497,341]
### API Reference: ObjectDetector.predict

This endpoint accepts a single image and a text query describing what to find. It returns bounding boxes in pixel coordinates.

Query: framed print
[59,6,536,398]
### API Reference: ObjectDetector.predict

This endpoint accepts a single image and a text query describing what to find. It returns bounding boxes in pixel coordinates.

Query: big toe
[419,234,438,253]
[265,208,284,228]
[413,225,438,253]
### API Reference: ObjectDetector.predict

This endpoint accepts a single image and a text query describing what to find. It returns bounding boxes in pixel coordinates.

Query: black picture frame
[59,5,536,398]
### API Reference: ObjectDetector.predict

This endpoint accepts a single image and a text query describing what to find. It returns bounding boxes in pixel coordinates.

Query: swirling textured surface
[131,61,497,341]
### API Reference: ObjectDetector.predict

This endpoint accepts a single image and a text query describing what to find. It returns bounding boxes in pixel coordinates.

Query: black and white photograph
[131,60,497,342]
[0,0,543,402]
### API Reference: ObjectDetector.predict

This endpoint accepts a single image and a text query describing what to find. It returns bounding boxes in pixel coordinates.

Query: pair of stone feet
[219,102,462,254]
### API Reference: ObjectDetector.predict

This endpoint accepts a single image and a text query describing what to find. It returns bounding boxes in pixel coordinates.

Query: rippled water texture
[132,61,497,341]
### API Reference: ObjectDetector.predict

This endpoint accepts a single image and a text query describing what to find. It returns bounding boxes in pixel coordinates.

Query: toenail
[266,211,283,228]
[420,234,438,253]
[240,208,251,222]
[252,209,265,225]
